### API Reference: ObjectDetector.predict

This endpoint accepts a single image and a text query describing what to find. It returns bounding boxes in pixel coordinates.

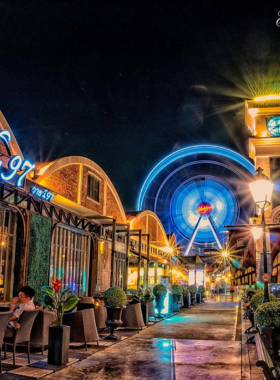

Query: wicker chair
[0,311,12,373]
[30,309,56,354]
[63,308,99,350]
[4,310,39,367]
[94,306,107,329]
[121,303,145,333]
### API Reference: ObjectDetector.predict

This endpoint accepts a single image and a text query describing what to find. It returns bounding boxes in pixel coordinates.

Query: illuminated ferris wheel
[137,145,255,255]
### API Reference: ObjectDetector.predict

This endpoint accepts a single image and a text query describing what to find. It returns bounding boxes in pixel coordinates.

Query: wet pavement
[44,298,242,380]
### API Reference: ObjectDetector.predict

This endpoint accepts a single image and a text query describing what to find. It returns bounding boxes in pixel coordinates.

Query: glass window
[0,208,17,302]
[87,174,100,202]
[50,225,90,296]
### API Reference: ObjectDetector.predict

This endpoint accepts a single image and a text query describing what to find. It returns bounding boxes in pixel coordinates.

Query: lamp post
[249,167,274,303]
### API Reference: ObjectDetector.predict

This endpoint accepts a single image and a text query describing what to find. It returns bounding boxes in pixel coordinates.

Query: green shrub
[172,285,183,295]
[273,303,280,328]
[187,285,198,295]
[250,292,277,311]
[255,302,280,327]
[104,287,126,307]
[198,285,206,293]
[153,284,167,297]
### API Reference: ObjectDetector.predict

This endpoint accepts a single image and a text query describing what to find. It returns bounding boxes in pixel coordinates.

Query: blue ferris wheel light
[136,144,255,211]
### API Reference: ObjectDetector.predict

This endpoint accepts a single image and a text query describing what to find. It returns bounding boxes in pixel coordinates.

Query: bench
[255,333,279,380]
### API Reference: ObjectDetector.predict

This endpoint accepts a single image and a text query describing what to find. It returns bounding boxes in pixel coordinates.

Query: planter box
[172,294,182,312]
[48,325,70,366]
[183,294,191,308]
[196,293,201,304]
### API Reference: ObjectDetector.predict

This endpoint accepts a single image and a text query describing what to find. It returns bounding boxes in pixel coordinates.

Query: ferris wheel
[137,145,255,255]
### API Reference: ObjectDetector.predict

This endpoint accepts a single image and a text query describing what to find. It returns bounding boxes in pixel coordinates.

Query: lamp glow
[251,226,262,241]
[221,250,229,258]
[254,94,280,102]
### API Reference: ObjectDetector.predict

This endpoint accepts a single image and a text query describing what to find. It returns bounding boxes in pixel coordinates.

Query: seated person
[5,286,35,337]
[243,290,255,309]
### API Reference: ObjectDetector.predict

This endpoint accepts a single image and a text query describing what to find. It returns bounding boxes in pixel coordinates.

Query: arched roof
[129,209,172,246]
[0,111,24,158]
[34,156,127,222]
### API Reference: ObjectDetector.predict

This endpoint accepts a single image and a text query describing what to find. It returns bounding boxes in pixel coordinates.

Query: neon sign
[197,203,213,215]
[0,131,35,187]
[30,186,54,202]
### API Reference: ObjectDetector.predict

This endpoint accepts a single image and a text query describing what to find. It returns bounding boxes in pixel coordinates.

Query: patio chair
[0,311,13,373]
[121,302,145,333]
[94,306,107,329]
[4,310,39,367]
[63,308,99,350]
[30,309,56,354]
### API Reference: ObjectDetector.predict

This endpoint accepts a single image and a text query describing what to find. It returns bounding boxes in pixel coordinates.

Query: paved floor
[44,299,242,380]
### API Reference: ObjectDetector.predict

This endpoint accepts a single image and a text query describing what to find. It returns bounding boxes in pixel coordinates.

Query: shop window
[272,252,280,283]
[87,174,100,202]
[0,208,17,302]
[270,157,280,207]
[50,226,90,297]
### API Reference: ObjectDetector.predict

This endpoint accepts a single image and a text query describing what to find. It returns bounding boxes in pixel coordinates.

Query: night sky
[0,1,280,209]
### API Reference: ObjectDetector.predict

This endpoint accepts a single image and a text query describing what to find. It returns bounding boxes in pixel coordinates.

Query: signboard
[262,273,270,282]
[30,186,54,202]
[0,130,35,187]
[197,202,213,215]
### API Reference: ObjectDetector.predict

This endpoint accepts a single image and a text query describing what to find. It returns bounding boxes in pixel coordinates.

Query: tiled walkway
[0,300,264,380]
[44,300,243,380]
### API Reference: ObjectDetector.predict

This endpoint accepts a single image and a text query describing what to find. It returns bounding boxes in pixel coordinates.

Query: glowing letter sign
[30,186,54,202]
[197,202,213,215]
[0,131,36,187]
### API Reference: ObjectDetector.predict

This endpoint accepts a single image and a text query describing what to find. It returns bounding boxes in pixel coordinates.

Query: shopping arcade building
[0,111,187,303]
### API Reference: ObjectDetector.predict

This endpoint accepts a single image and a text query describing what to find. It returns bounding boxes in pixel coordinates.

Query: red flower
[52,277,62,292]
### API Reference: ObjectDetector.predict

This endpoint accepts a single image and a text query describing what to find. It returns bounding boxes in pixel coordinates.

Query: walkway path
[45,300,242,380]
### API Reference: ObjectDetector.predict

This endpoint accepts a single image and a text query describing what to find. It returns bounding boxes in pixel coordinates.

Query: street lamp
[249,167,274,303]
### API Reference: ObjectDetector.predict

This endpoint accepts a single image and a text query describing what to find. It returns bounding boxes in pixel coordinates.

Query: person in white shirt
[5,286,35,337]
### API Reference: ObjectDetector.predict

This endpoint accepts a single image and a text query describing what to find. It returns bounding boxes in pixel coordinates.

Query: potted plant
[255,301,280,357]
[250,291,277,311]
[198,285,206,303]
[172,285,183,312]
[182,287,191,308]
[187,285,198,306]
[141,289,155,325]
[41,278,80,365]
[103,286,126,340]
[153,284,167,317]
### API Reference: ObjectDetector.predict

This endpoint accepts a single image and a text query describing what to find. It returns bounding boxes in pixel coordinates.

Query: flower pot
[183,294,191,308]
[48,325,70,366]
[105,306,123,340]
[259,326,274,357]
[196,292,201,304]
[155,296,165,317]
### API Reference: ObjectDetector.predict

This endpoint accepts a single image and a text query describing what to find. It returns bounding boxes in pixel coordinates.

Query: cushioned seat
[94,306,107,329]
[121,303,145,333]
[63,308,99,349]
[4,310,39,367]
[30,309,56,354]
